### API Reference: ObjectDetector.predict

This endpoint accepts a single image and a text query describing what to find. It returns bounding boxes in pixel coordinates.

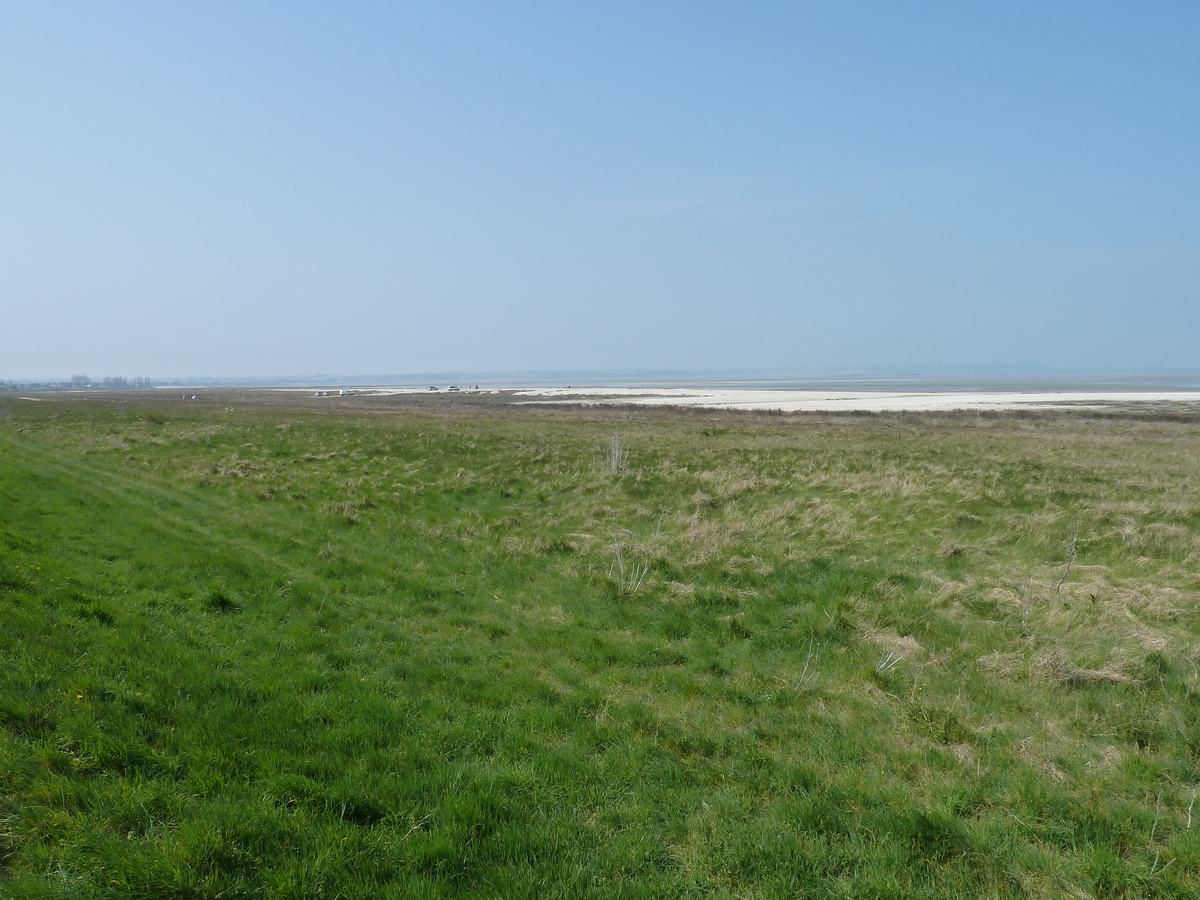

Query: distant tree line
[71,375,155,389]
[1,376,155,391]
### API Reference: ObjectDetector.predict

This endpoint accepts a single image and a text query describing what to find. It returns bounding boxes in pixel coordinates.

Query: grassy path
[0,432,319,586]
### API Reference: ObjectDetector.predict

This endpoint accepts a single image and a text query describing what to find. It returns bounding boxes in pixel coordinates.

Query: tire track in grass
[0,433,321,588]
[2,431,590,687]
[1,431,460,604]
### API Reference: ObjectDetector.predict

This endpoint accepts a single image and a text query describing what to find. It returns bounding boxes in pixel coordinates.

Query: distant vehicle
[339,390,355,396]
[428,386,439,391]
[447,386,460,392]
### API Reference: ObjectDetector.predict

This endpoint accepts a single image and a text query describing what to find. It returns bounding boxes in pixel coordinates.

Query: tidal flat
[4,391,1200,897]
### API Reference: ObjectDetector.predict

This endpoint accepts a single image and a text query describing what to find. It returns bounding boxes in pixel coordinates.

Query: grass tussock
[4,392,1200,896]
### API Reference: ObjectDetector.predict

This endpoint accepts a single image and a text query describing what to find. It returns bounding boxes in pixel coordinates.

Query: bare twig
[1054,524,1079,593]
[1150,850,1175,876]
[399,813,433,842]
[797,633,816,687]
[876,651,904,675]
[1150,791,1162,845]
[606,432,627,474]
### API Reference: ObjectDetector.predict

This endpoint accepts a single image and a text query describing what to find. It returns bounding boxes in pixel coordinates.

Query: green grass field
[4,393,1200,898]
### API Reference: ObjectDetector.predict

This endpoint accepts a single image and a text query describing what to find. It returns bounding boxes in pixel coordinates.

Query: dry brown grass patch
[723,555,773,577]
[1037,650,1132,686]
[678,514,745,568]
[860,626,926,659]
[977,652,1027,680]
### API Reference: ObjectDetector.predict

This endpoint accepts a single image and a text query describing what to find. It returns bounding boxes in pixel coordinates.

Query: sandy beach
[505,386,1200,412]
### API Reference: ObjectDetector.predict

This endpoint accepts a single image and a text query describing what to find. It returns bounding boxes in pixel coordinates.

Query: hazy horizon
[9,365,1200,395]
[4,5,1198,378]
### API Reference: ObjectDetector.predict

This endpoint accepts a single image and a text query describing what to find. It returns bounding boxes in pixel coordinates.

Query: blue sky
[3,2,1198,379]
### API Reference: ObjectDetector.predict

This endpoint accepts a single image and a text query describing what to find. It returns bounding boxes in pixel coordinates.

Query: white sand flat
[510,387,1200,412]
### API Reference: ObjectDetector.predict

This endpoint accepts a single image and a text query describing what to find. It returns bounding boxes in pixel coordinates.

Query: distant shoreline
[15,376,1200,414]
[323,385,1200,413]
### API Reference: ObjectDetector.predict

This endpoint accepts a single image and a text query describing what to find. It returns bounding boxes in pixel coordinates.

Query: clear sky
[3,2,1198,380]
